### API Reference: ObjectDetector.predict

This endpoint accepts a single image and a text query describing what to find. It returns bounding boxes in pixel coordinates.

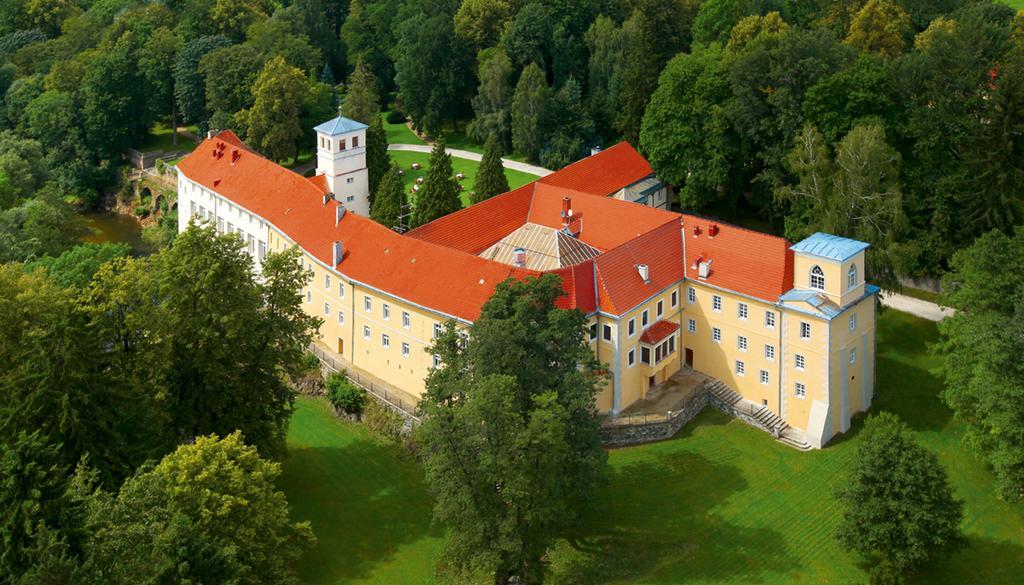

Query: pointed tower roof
[314,115,368,136]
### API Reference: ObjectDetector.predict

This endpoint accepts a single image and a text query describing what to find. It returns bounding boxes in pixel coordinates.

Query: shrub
[325,373,366,415]
[363,399,410,446]
[133,204,149,217]
[386,109,406,124]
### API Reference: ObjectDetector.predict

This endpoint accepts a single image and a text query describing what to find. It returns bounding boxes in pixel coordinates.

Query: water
[81,211,151,254]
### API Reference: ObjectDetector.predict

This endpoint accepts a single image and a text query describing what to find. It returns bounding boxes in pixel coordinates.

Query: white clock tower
[314,115,371,215]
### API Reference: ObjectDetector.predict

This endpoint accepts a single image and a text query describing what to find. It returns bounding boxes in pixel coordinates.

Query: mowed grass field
[389,150,538,208]
[280,310,1024,585]
[1004,0,1024,10]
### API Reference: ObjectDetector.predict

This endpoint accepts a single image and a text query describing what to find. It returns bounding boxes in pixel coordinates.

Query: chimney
[332,241,344,266]
[709,224,719,238]
[698,259,713,279]
[561,196,572,226]
[231,149,240,164]
[322,194,330,205]
[591,145,602,156]
[692,225,701,237]
[513,247,527,268]
[636,264,650,284]
[335,205,346,226]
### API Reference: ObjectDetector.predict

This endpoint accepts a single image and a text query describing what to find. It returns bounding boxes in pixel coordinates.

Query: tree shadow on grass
[550,443,800,584]
[910,536,1024,585]
[280,439,443,584]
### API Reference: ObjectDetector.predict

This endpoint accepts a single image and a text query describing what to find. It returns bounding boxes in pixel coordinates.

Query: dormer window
[847,264,857,290]
[810,265,825,291]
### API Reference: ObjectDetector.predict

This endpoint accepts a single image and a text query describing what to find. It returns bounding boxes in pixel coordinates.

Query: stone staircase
[706,380,812,450]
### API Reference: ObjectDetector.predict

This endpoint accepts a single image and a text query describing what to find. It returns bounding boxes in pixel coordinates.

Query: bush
[386,109,406,124]
[133,204,149,218]
[326,373,366,415]
[363,399,410,446]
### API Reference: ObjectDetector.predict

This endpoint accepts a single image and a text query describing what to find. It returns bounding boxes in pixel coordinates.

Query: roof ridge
[682,212,791,246]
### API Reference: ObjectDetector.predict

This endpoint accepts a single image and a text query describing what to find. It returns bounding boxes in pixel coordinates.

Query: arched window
[810,265,825,291]
[847,264,858,290]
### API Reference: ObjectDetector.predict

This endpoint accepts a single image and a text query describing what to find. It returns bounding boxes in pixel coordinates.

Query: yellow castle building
[176,117,877,449]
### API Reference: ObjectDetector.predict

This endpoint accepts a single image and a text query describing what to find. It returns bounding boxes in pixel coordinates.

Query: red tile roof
[640,320,680,344]
[177,133,795,322]
[538,142,653,196]
[681,215,794,303]
[307,173,330,194]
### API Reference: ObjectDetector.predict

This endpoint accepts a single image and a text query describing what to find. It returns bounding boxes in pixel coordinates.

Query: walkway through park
[387,143,553,177]
[880,292,953,322]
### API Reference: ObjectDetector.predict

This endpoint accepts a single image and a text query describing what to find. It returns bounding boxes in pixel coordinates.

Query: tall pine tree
[472,134,509,204]
[341,55,379,125]
[411,141,462,227]
[366,115,390,203]
[510,63,549,163]
[371,163,405,230]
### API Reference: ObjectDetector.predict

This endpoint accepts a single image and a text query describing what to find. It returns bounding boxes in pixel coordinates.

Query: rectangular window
[712,295,722,312]
[346,177,354,184]
[850,347,857,364]
[735,360,745,376]
[382,304,390,321]
[712,327,721,343]
[795,382,806,398]
[352,135,359,148]
[760,370,769,385]
[381,334,390,348]
[433,354,442,368]
[339,138,346,150]
[657,300,664,317]
[795,354,806,370]
[337,310,344,324]
[338,283,345,298]
[628,318,636,337]
[434,323,443,338]
[687,287,696,303]
[602,324,612,342]
[849,314,857,332]
[364,296,372,313]
[402,311,411,329]
[738,302,748,320]
[628,349,636,367]
[325,274,331,289]
[764,344,775,361]
[306,290,311,303]
[589,323,597,341]
[363,326,370,339]
[402,342,410,357]
[687,318,696,334]
[642,310,649,327]
[671,290,678,307]
[324,302,330,316]
[737,335,747,351]
[765,311,776,328]
[800,321,811,339]
[258,241,266,261]
[641,346,651,365]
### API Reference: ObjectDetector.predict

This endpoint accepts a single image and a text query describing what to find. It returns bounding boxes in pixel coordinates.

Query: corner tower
[314,115,370,215]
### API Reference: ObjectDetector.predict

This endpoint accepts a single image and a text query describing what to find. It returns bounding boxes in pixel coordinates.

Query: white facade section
[177,171,272,271]
[315,119,370,216]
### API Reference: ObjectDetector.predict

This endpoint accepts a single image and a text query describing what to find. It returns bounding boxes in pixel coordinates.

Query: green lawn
[280,397,445,585]
[388,150,538,207]
[1003,0,1024,9]
[136,122,199,153]
[898,286,940,304]
[281,310,1024,585]
[382,113,425,145]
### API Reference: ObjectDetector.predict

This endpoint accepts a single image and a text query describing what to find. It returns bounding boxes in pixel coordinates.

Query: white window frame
[848,264,858,290]
[849,313,857,332]
[306,290,311,303]
[735,360,745,376]
[850,347,857,364]
[602,324,613,342]
[760,370,769,385]
[325,274,331,289]
[687,318,696,334]
[337,310,344,324]
[381,334,390,348]
[795,382,806,398]
[642,310,649,328]
[671,290,678,308]
[382,303,390,321]
[402,342,410,357]
[687,287,696,303]
[657,300,664,318]
[432,354,442,368]
[434,323,443,338]
[363,325,370,339]
[810,265,825,291]
[338,283,345,298]
[765,311,776,329]
[712,327,721,343]
[628,318,636,337]
[737,335,747,351]
[324,302,330,316]
[712,295,722,312]
[795,354,806,371]
[764,344,775,361]
[364,296,372,313]
[738,302,748,320]
[402,311,411,329]
[800,321,811,340]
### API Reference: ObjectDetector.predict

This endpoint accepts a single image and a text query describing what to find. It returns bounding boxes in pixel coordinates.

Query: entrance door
[337,338,344,355]
[648,375,657,389]
[685,348,694,367]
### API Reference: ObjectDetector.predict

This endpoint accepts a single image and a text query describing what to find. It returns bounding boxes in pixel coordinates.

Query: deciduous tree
[341,55,379,125]
[468,48,514,147]
[240,56,309,162]
[419,274,606,585]
[510,62,548,163]
[174,35,232,133]
[835,412,963,580]
[844,0,912,60]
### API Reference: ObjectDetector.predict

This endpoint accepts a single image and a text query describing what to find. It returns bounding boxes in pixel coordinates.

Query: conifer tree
[366,115,390,203]
[371,163,404,230]
[510,63,549,163]
[472,135,509,204]
[341,55,380,125]
[411,141,462,228]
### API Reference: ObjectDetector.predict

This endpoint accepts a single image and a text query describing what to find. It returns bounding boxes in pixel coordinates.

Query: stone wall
[707,393,774,436]
[601,392,708,447]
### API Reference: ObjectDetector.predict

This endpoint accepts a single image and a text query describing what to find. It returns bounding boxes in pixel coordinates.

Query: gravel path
[387,143,553,177]
[880,292,954,322]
